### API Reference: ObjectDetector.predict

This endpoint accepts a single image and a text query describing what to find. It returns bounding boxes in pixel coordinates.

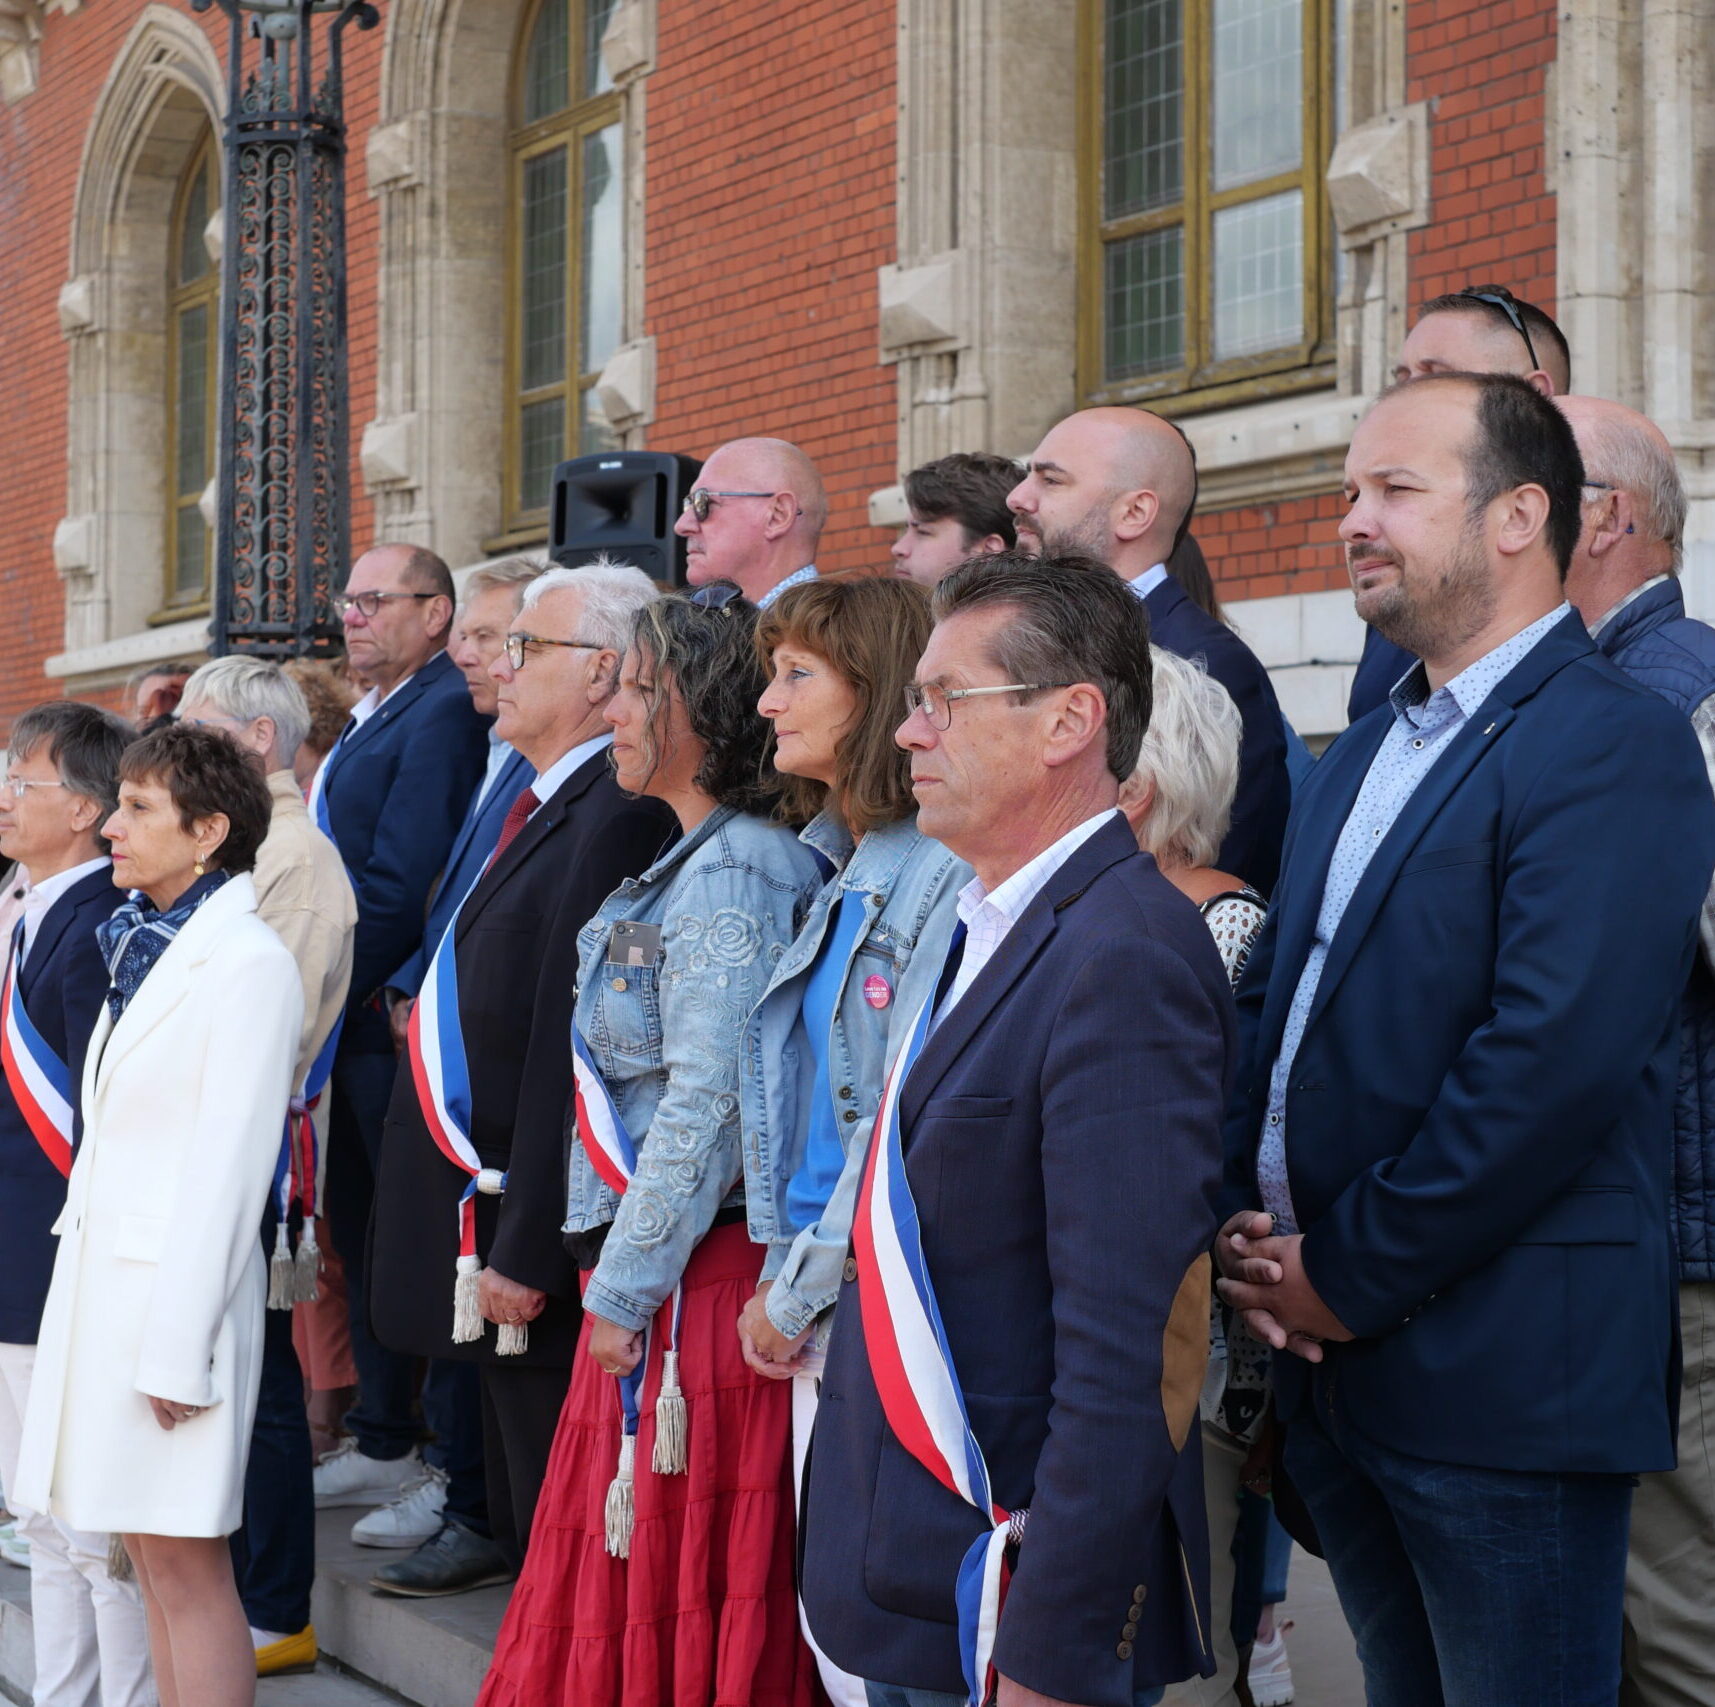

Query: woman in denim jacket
[732,577,967,1707]
[477,588,824,1707]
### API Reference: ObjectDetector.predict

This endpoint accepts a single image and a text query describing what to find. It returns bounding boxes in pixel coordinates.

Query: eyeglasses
[1453,285,1542,375]
[1581,481,1615,493]
[504,632,602,671]
[0,774,67,798]
[688,582,745,611]
[333,590,438,620]
[681,488,783,524]
[902,681,1070,731]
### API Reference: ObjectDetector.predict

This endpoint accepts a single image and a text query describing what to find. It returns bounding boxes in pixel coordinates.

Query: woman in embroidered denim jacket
[479,587,825,1707]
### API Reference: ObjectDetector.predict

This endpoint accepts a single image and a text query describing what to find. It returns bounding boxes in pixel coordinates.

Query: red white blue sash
[405,875,517,1350]
[267,1012,343,1309]
[0,932,74,1179]
[852,932,1018,1707]
[570,1020,688,1554]
[306,718,352,842]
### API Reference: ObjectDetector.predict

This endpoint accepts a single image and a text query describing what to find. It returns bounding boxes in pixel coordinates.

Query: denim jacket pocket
[588,960,663,1072]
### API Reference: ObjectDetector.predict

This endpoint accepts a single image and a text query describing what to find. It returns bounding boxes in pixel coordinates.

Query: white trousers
[0,1342,156,1707]
[791,1364,868,1707]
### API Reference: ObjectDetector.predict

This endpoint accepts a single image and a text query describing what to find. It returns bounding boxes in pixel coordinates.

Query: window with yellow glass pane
[164,130,219,614]
[504,0,627,534]
[1080,0,1334,414]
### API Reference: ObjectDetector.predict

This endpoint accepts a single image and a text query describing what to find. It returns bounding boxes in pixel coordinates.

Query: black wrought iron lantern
[194,0,379,658]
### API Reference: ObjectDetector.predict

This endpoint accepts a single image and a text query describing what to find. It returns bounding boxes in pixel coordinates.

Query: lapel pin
[1482,722,1496,735]
[863,974,892,1010]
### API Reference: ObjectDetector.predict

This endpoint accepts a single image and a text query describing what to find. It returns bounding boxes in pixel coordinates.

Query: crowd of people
[0,279,1709,1707]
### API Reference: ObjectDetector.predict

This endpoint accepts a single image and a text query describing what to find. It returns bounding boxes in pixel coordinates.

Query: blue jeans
[1286,1368,1635,1707]
[863,1680,1163,1707]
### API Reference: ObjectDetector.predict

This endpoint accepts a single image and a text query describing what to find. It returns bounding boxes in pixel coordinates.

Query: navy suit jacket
[1144,574,1291,894]
[320,650,491,1050]
[802,816,1236,1706]
[385,743,535,999]
[0,866,122,1342]
[1346,624,1417,722]
[1226,614,1715,1473]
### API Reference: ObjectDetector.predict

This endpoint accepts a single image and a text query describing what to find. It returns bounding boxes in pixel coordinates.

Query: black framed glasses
[1454,285,1541,375]
[902,680,1071,731]
[688,582,745,612]
[681,488,781,524]
[333,590,437,620]
[504,632,602,670]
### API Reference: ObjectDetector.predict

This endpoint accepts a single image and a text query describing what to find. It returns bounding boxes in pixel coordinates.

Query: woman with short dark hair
[14,723,303,1707]
[477,587,826,1707]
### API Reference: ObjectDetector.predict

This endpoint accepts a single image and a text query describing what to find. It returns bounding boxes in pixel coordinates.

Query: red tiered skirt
[476,1221,823,1707]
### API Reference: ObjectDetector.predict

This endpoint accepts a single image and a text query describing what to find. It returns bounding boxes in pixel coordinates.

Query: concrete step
[310,1507,505,1707]
[0,1511,507,1707]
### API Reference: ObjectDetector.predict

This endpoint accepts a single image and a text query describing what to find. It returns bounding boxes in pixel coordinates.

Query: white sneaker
[312,1440,426,1510]
[0,1522,29,1569]
[350,1465,449,1548]
[1247,1622,1295,1707]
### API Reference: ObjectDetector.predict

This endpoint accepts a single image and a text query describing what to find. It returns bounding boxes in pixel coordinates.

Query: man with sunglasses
[367,563,674,1592]
[312,544,493,1533]
[674,435,828,606]
[1349,286,1573,722]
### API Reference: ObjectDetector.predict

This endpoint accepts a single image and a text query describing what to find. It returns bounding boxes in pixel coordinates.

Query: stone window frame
[49,6,226,689]
[1077,0,1340,418]
[362,0,655,569]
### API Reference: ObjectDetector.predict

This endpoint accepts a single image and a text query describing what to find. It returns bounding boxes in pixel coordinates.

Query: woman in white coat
[14,723,303,1707]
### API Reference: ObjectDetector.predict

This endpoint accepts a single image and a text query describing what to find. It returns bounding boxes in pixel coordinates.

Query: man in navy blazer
[1008,409,1290,895]
[801,553,1235,1707]
[313,544,492,1525]
[0,702,153,1705]
[1347,286,1572,723]
[1220,375,1715,1706]
[384,557,541,1018]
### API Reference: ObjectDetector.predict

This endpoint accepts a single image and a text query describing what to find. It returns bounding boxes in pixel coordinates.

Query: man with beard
[1218,373,1714,1707]
[1008,409,1290,893]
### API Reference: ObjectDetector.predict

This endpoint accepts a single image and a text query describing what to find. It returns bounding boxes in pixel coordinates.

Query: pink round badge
[863,974,892,1010]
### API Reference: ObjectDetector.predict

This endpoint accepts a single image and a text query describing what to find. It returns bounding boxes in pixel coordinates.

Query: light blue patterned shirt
[757,564,818,609]
[1256,604,1571,1232]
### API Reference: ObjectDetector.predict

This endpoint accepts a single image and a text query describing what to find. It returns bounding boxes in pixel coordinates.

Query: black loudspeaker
[549,451,704,587]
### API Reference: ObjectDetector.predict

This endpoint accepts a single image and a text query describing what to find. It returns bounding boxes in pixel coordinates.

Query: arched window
[505,0,625,532]
[165,130,219,613]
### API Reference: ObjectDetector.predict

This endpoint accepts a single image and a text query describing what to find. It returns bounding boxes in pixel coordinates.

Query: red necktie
[488,785,539,866]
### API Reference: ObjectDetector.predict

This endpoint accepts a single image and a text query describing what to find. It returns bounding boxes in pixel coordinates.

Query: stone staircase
[0,1509,505,1707]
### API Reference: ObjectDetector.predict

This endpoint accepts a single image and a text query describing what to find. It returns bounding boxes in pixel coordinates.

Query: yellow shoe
[254,1624,318,1677]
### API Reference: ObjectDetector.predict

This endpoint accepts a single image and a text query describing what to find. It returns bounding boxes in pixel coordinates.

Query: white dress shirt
[16,857,111,968]
[935,810,1118,1025]
[515,733,613,818]
[1126,562,1170,601]
[474,729,520,812]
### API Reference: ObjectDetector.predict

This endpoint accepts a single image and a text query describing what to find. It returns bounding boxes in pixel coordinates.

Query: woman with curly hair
[476,584,825,1707]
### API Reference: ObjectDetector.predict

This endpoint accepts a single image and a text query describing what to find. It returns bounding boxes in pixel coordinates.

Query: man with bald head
[1010,407,1291,893]
[674,435,829,606]
[1350,287,1574,721]
[1559,396,1715,1707]
[312,543,494,1534]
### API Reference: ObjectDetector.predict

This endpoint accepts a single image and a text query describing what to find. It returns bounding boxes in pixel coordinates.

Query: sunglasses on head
[1454,285,1542,375]
[688,582,745,612]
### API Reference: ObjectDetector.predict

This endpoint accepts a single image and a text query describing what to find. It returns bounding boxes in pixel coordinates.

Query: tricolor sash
[267,1013,343,1310]
[0,931,74,1180]
[405,875,521,1353]
[851,944,1023,1707]
[306,717,352,842]
[570,1021,688,1557]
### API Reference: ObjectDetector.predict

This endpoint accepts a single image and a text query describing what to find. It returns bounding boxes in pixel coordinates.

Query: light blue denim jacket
[566,805,825,1332]
[739,810,968,1341]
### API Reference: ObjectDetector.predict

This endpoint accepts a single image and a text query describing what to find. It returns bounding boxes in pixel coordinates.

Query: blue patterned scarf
[96,870,230,1024]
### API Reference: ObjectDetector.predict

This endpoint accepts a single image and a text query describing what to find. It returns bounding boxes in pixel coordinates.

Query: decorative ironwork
[194,0,379,658]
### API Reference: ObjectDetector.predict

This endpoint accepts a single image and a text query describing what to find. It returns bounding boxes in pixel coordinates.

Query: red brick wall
[1196,492,1349,605]
[645,0,896,575]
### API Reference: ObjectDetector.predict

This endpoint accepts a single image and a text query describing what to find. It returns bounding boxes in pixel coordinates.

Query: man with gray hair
[0,703,151,1707]
[1557,397,1715,1707]
[674,435,829,606]
[178,658,357,1674]
[368,560,675,1593]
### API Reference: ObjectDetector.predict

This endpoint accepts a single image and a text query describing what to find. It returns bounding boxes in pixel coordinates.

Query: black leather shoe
[369,1522,515,1597]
